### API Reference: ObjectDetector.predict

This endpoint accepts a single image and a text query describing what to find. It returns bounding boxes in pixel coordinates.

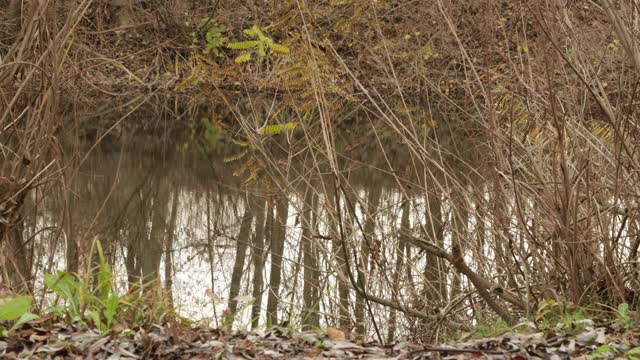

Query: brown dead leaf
[236,339,256,356]
[304,347,323,358]
[28,333,48,342]
[110,322,128,335]
[326,326,346,341]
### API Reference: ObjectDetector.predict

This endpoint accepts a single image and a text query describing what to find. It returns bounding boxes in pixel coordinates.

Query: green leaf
[230,24,289,64]
[228,41,260,50]
[104,294,119,327]
[203,119,223,147]
[627,347,640,359]
[251,25,267,42]
[234,53,253,64]
[619,303,629,318]
[86,310,104,332]
[44,271,83,317]
[205,24,226,50]
[258,43,266,57]
[97,262,113,302]
[44,272,80,301]
[270,43,290,54]
[0,296,32,321]
[9,312,40,333]
[258,122,298,136]
[627,347,640,355]
[591,344,614,359]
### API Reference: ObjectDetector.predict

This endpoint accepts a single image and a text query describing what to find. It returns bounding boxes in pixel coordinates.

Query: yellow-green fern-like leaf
[258,122,298,135]
[232,138,251,147]
[224,149,248,163]
[258,43,267,57]
[235,53,253,64]
[590,120,612,140]
[270,43,290,54]
[250,25,267,41]
[228,40,261,50]
[233,158,255,177]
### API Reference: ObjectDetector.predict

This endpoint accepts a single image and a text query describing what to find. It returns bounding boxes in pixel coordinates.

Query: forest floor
[1,318,638,359]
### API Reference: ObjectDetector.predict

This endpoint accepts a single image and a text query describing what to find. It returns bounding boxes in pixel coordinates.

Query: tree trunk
[450,193,468,300]
[164,191,179,308]
[302,186,320,329]
[224,201,254,327]
[387,198,409,343]
[423,187,446,304]
[327,187,352,331]
[250,196,267,329]
[266,196,288,326]
[141,178,168,284]
[355,184,382,336]
[1,180,31,292]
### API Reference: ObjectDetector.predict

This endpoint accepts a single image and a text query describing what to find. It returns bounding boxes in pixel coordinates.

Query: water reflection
[20,138,462,341]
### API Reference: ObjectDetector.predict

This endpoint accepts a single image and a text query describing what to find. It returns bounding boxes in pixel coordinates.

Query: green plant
[534,300,591,334]
[469,318,512,339]
[0,296,39,336]
[591,344,615,359]
[188,18,227,55]
[257,122,297,136]
[626,347,640,360]
[44,271,85,321]
[227,25,289,64]
[43,241,123,334]
[616,303,636,328]
[202,117,224,148]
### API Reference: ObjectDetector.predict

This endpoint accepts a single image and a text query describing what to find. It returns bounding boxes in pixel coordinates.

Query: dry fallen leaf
[236,339,257,356]
[326,326,346,341]
[304,347,323,358]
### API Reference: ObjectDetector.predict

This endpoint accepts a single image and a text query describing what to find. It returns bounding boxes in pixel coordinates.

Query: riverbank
[2,318,638,359]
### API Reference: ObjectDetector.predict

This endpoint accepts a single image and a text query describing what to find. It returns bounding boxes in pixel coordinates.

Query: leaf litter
[1,318,639,359]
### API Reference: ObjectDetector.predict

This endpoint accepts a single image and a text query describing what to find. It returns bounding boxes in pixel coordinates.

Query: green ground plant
[468,318,513,339]
[42,242,123,333]
[0,296,39,336]
[614,303,637,329]
[534,300,592,334]
[0,241,180,336]
[188,18,227,55]
[227,25,290,64]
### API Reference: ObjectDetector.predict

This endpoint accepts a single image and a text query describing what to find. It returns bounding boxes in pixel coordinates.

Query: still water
[20,137,462,340]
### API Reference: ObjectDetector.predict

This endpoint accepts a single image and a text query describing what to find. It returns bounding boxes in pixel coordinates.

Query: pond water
[18,135,482,341]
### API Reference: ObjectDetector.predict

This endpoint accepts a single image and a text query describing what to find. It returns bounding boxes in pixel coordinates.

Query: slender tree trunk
[250,196,266,329]
[327,187,352,331]
[125,235,142,288]
[450,193,468,300]
[6,217,29,292]
[64,172,79,274]
[164,191,179,308]
[141,179,168,284]
[387,198,409,342]
[224,201,254,327]
[423,187,446,304]
[355,183,382,336]
[302,186,320,329]
[266,196,288,326]
[0,179,30,292]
